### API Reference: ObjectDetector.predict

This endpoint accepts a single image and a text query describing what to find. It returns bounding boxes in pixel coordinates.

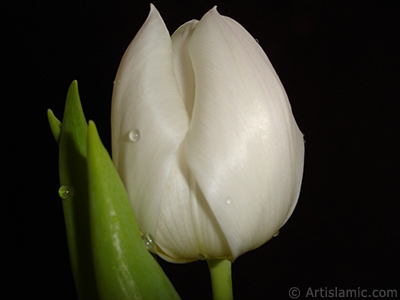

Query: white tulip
[111,4,304,263]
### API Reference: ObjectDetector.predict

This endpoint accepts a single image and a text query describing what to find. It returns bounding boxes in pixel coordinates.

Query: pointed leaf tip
[57,80,97,300]
[87,120,98,147]
[47,109,62,145]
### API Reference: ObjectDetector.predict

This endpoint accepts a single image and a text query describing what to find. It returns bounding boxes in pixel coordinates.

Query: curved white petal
[154,20,232,263]
[111,5,189,237]
[171,20,199,119]
[184,7,305,259]
[155,146,231,263]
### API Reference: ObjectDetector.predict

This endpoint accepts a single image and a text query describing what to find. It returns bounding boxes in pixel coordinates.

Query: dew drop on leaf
[142,233,156,252]
[58,185,74,199]
[198,253,207,260]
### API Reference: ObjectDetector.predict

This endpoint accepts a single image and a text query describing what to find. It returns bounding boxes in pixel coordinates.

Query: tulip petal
[155,146,232,263]
[148,20,231,263]
[171,20,199,119]
[184,8,304,259]
[111,5,189,237]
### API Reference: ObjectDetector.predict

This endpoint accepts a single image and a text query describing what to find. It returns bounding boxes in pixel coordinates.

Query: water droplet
[128,129,141,143]
[113,80,120,85]
[225,198,232,205]
[198,253,207,260]
[273,231,280,237]
[58,185,74,199]
[142,233,156,252]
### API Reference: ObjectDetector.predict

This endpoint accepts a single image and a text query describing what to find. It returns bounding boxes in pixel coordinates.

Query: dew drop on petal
[128,129,141,143]
[273,231,280,237]
[113,80,120,85]
[225,198,232,205]
[58,185,74,199]
[142,233,156,252]
[198,253,207,260]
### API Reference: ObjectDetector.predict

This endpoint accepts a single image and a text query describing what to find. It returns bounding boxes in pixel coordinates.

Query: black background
[5,0,399,299]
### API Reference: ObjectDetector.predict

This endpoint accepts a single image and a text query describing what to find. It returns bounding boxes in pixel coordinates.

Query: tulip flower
[112,4,304,266]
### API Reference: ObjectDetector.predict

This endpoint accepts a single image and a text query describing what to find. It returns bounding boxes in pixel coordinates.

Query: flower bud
[112,5,304,263]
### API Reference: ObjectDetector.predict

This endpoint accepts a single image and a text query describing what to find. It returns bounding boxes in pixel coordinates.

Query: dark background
[5,0,399,299]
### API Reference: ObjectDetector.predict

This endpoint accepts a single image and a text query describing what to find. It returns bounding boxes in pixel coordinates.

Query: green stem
[207,259,233,300]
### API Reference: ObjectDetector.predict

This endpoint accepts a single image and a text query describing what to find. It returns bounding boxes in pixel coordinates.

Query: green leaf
[87,120,181,300]
[49,80,181,299]
[57,80,99,300]
[47,109,62,145]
